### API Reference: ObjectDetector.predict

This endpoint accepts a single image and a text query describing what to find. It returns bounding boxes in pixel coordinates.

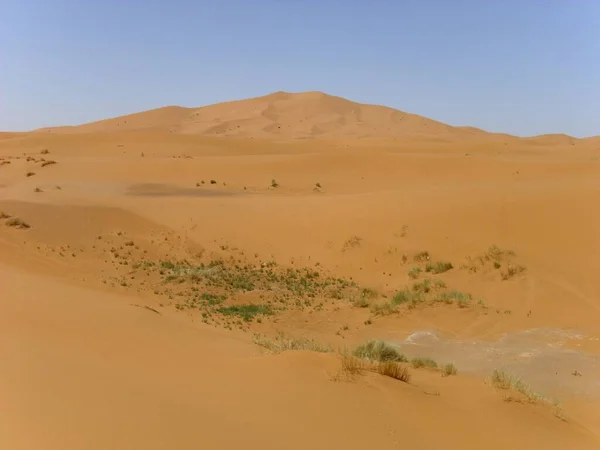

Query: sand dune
[28,91,520,142]
[2,93,600,448]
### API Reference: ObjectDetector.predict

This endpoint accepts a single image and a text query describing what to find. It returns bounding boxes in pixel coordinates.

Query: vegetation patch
[425,261,453,274]
[253,333,332,353]
[5,217,30,229]
[411,357,438,369]
[353,340,407,362]
[217,304,273,322]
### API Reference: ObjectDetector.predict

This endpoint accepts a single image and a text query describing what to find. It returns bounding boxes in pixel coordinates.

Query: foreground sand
[1,124,600,448]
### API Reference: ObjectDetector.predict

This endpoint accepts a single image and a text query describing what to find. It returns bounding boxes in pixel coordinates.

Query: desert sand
[2,92,600,449]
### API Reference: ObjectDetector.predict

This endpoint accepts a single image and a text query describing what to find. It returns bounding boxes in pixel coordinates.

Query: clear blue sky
[1,0,598,137]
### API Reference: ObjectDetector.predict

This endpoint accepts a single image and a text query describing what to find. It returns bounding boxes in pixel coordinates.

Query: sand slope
[30,91,521,141]
[2,263,599,450]
[2,93,600,449]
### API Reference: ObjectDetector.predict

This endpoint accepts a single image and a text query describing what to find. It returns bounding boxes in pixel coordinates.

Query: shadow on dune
[126,183,237,198]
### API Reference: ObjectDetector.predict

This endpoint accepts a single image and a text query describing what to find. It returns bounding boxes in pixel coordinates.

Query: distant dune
[30,91,518,142]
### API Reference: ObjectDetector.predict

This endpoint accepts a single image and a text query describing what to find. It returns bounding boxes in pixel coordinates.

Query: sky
[1,0,599,137]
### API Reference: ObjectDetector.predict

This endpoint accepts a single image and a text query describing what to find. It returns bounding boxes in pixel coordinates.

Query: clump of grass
[271,179,279,188]
[376,361,411,382]
[413,251,430,263]
[491,369,512,389]
[315,182,322,188]
[352,287,377,307]
[490,370,543,403]
[352,296,370,308]
[434,290,472,308]
[34,187,43,193]
[408,266,422,279]
[0,211,11,219]
[6,217,30,229]
[336,355,411,383]
[370,302,399,316]
[217,304,272,322]
[353,340,407,362]
[411,357,438,369]
[425,261,453,274]
[210,179,217,184]
[41,149,50,155]
[41,160,56,167]
[26,171,36,177]
[342,236,362,251]
[393,289,425,308]
[412,279,446,294]
[501,264,526,280]
[339,355,366,376]
[441,363,458,377]
[253,333,331,353]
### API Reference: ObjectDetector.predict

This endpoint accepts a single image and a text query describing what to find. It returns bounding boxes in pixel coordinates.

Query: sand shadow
[126,183,236,198]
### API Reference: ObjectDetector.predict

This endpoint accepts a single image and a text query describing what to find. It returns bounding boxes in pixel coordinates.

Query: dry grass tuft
[253,333,332,354]
[0,211,11,219]
[6,217,30,229]
[376,361,411,382]
[353,340,407,362]
[441,363,458,377]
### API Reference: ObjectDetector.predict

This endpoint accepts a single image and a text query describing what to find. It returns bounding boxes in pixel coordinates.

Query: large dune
[2,92,600,448]
[33,91,522,141]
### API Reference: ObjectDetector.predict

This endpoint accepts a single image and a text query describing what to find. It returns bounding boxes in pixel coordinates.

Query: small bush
[41,160,56,167]
[210,179,217,184]
[217,304,272,322]
[342,236,362,251]
[491,369,512,389]
[412,279,446,294]
[376,361,411,382]
[370,302,399,316]
[353,340,407,362]
[425,261,453,274]
[271,179,279,188]
[315,182,322,188]
[441,363,457,377]
[34,187,43,193]
[501,264,526,280]
[6,217,30,229]
[408,266,422,279]
[26,172,36,177]
[413,251,430,263]
[411,357,438,369]
[0,211,11,219]
[253,333,331,353]
[435,290,472,307]
[41,149,50,154]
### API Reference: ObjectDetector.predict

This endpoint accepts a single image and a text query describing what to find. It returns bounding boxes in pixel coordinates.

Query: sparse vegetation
[441,363,458,377]
[501,264,526,280]
[413,251,430,263]
[217,304,273,322]
[41,149,50,154]
[353,340,407,362]
[41,160,56,167]
[425,261,453,274]
[408,266,422,279]
[271,179,279,188]
[0,211,11,219]
[411,357,438,369]
[315,182,322,188]
[342,236,362,251]
[253,333,332,353]
[34,187,43,193]
[210,179,217,184]
[490,370,546,403]
[26,171,36,177]
[376,361,411,382]
[6,217,30,229]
